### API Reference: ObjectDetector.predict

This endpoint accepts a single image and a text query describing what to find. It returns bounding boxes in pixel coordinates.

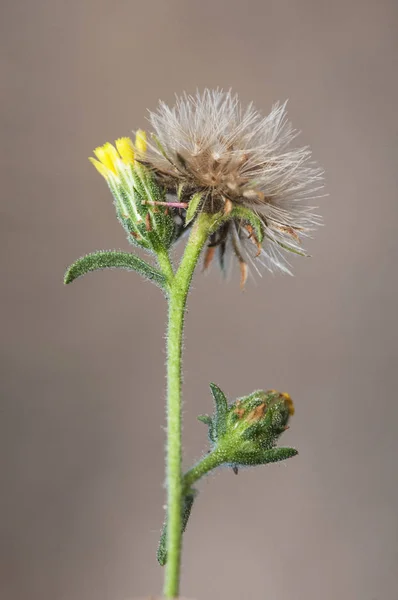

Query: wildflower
[142,89,323,282]
[89,137,135,180]
[89,132,176,252]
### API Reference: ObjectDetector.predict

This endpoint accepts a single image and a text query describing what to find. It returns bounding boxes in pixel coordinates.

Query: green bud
[199,385,297,467]
[163,387,297,562]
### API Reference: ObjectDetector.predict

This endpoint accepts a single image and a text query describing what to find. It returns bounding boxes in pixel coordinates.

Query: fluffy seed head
[143,89,323,275]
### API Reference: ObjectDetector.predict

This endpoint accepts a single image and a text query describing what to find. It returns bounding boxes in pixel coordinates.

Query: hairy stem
[164,213,214,598]
[156,246,175,288]
[183,449,225,491]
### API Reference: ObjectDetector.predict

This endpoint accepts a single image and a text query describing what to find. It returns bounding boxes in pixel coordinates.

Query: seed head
[143,89,323,277]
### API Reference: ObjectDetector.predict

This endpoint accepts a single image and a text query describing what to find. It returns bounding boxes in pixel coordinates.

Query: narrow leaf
[157,492,196,566]
[185,192,204,225]
[64,250,167,289]
[157,525,167,567]
[209,383,228,439]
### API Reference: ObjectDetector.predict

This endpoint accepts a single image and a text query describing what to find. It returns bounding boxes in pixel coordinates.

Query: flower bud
[199,384,297,467]
[89,134,176,252]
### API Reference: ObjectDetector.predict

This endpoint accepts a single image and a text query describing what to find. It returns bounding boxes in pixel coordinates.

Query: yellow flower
[89,137,135,180]
[85,131,176,251]
[135,129,147,154]
[116,137,135,164]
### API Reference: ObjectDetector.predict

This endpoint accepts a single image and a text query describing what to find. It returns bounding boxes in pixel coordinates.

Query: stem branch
[156,247,175,287]
[183,449,225,491]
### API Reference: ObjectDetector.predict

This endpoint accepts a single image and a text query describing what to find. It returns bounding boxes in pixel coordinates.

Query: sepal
[185,192,204,225]
[197,414,215,442]
[256,447,298,464]
[209,382,228,439]
[229,205,265,246]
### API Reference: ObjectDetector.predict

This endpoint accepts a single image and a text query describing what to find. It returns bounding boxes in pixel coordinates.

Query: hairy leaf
[64,250,167,289]
[157,492,196,566]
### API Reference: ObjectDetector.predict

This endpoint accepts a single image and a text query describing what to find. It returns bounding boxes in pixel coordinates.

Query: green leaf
[157,491,196,566]
[185,192,204,225]
[230,205,265,243]
[64,250,168,290]
[157,534,167,566]
[209,383,228,439]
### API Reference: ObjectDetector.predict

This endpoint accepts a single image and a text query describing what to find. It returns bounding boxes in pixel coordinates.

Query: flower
[89,132,176,252]
[142,89,323,282]
[89,137,136,180]
[89,136,140,223]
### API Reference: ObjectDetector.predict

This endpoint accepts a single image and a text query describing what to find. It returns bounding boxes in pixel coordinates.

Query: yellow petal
[88,157,110,179]
[135,129,147,154]
[282,392,295,416]
[93,143,118,173]
[115,137,135,164]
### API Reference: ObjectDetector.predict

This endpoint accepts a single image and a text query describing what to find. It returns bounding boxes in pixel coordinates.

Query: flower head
[89,137,136,180]
[142,89,323,280]
[89,132,176,252]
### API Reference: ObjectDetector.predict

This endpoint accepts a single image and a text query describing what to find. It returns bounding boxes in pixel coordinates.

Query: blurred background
[1,1,398,599]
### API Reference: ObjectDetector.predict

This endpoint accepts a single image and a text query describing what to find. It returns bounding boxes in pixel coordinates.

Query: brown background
[1,1,398,599]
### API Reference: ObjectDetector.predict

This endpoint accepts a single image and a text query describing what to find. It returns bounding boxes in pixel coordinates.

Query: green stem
[156,246,175,288]
[164,213,214,598]
[183,449,225,491]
